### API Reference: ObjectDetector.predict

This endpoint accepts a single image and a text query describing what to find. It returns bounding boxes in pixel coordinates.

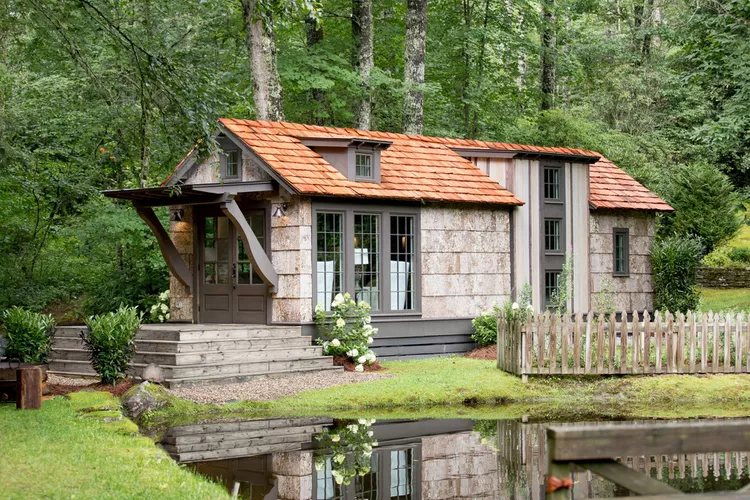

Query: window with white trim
[355,153,373,179]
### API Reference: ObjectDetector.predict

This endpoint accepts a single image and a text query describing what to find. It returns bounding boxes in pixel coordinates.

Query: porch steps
[161,416,331,463]
[49,325,342,387]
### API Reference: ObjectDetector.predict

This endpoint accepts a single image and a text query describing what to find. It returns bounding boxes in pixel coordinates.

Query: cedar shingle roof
[169,119,672,211]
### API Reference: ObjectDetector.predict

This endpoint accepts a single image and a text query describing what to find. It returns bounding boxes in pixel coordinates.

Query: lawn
[145,357,750,427]
[0,392,228,500]
[700,287,750,312]
[728,223,750,249]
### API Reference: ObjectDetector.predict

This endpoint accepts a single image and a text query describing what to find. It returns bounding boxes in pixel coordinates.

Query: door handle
[232,263,237,289]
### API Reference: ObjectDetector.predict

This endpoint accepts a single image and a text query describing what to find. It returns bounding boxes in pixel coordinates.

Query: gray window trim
[219,149,242,181]
[348,146,382,183]
[543,166,563,203]
[355,152,374,180]
[312,200,421,317]
[613,227,630,277]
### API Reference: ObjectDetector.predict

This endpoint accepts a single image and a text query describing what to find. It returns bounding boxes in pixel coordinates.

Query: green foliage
[549,253,574,314]
[593,277,616,317]
[661,163,743,254]
[315,293,377,369]
[0,307,56,363]
[651,236,704,313]
[149,290,171,323]
[314,419,378,486]
[82,305,142,385]
[472,288,533,346]
[729,248,750,265]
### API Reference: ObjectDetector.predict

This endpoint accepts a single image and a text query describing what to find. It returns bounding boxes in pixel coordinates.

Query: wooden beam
[220,199,278,293]
[548,421,750,461]
[135,206,193,293]
[575,460,682,496]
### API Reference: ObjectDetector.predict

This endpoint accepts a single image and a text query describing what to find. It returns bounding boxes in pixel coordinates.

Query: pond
[161,416,750,499]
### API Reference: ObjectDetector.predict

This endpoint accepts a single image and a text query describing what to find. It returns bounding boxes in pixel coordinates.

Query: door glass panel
[237,212,266,285]
[204,216,230,285]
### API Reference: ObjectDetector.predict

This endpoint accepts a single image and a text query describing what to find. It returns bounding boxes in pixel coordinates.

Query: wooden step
[170,441,304,464]
[135,336,312,353]
[164,416,331,438]
[166,365,343,389]
[162,428,324,454]
[133,346,323,366]
[137,325,302,342]
[164,424,325,446]
[169,356,334,379]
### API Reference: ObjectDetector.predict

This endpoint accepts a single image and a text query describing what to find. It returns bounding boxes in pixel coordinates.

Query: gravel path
[47,373,99,387]
[170,370,391,404]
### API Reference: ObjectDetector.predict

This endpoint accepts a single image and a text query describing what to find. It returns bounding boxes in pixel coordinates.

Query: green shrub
[661,163,743,254]
[0,307,56,363]
[651,236,703,313]
[82,305,142,385]
[472,290,534,346]
[729,247,750,265]
[702,246,736,268]
[315,293,377,371]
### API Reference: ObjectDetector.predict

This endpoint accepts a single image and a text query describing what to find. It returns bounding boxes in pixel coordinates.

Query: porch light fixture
[272,203,288,218]
[170,208,184,222]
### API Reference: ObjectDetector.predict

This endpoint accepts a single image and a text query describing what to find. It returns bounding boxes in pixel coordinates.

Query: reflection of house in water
[162,417,501,499]
[161,417,750,499]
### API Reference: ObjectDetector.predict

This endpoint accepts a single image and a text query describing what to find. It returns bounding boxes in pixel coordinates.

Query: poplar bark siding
[589,211,656,312]
[170,205,194,322]
[420,205,512,318]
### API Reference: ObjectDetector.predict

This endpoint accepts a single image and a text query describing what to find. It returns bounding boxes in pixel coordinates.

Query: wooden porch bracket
[220,199,278,294]
[135,205,193,293]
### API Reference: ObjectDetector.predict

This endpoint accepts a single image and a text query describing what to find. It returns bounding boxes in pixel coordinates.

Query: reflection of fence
[497,311,750,379]
[495,420,750,500]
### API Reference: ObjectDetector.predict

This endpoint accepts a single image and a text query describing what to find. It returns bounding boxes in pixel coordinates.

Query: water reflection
[161,417,750,499]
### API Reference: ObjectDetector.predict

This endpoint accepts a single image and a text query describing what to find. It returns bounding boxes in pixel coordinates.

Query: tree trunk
[305,13,325,125]
[352,0,374,130]
[641,0,655,56]
[241,0,284,121]
[540,0,556,111]
[403,0,427,135]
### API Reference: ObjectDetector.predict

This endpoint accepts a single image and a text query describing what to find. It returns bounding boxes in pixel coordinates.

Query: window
[316,213,344,311]
[390,449,413,498]
[390,215,416,311]
[544,219,561,252]
[355,214,380,311]
[237,213,265,285]
[543,167,560,200]
[613,228,630,276]
[544,271,561,306]
[355,153,373,178]
[225,150,240,179]
[313,206,419,314]
[203,217,230,284]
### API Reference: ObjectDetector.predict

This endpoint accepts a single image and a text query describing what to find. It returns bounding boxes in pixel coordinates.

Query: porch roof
[103,181,275,207]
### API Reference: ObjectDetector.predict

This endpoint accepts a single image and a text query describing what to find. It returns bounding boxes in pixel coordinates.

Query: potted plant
[0,307,56,385]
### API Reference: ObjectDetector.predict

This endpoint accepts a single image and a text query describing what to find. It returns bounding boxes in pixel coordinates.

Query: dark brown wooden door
[199,210,268,324]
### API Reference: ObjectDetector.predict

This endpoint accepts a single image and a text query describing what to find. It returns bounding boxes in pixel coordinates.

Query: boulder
[141,363,166,384]
[121,381,168,420]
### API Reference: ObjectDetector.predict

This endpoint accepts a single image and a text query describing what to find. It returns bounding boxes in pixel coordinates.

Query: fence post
[497,316,504,371]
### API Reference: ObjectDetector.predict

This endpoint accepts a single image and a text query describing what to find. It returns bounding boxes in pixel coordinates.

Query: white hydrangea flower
[347,424,359,432]
[158,315,164,322]
[334,453,345,464]
[165,313,170,320]
[346,350,352,357]
[315,303,325,313]
[358,355,367,364]
[363,324,373,331]
[331,434,340,442]
[354,364,364,372]
[368,419,376,424]
[526,304,535,312]
[315,461,325,472]
[331,338,340,347]
[367,337,373,344]
[364,316,371,323]
[367,430,374,437]
[335,318,346,328]
[512,302,520,310]
[358,418,367,425]
[331,293,345,307]
[351,348,359,357]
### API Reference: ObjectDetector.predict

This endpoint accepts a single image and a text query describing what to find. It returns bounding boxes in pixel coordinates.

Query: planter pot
[0,361,49,402]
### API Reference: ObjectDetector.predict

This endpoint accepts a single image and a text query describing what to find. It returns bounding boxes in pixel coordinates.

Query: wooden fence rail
[497,310,750,380]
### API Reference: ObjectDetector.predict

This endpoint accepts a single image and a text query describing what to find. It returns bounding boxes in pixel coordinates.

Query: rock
[121,381,168,420]
[141,363,166,384]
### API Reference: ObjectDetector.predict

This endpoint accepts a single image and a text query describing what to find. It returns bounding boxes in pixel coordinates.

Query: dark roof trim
[300,136,393,150]
[513,151,600,163]
[450,147,516,159]
[216,122,300,196]
[103,181,275,207]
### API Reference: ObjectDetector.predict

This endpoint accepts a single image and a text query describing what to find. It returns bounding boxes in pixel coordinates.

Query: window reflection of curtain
[390,261,410,310]
[390,449,411,497]
[317,260,336,311]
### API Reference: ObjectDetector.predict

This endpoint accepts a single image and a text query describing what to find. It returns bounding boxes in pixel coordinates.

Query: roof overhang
[512,151,600,164]
[103,181,276,207]
[451,147,516,159]
[299,136,393,150]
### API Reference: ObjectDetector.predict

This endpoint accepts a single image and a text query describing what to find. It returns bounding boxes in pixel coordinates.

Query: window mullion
[345,209,356,298]
[382,212,391,312]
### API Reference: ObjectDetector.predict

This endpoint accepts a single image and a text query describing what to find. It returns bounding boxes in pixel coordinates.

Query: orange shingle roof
[167,119,670,211]
[218,119,523,206]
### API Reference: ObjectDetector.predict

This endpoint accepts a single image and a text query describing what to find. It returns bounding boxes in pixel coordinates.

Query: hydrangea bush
[314,419,378,485]
[315,293,378,371]
[149,290,170,323]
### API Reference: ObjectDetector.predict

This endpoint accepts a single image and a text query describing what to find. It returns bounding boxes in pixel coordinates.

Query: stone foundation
[589,211,656,312]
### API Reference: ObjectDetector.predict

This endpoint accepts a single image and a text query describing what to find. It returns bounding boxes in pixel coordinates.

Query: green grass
[0,393,229,500]
[728,223,750,249]
[145,357,750,428]
[700,287,750,312]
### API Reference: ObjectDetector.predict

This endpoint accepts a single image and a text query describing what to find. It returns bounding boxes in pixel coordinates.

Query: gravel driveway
[170,370,391,404]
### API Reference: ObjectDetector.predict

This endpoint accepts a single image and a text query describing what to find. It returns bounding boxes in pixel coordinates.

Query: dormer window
[355,153,373,179]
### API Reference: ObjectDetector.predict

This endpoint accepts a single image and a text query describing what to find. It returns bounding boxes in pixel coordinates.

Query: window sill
[543,199,564,204]
[612,273,630,278]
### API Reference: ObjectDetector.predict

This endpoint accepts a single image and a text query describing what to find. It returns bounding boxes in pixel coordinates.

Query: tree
[403,0,428,134]
[651,235,703,313]
[305,12,326,125]
[352,0,374,129]
[241,0,285,121]
[661,163,743,254]
[539,0,556,111]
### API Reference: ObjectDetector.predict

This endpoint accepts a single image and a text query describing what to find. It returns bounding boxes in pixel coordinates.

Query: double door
[199,209,268,324]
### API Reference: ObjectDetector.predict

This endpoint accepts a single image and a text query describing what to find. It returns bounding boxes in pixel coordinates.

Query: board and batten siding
[472,157,590,312]
[420,205,512,318]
